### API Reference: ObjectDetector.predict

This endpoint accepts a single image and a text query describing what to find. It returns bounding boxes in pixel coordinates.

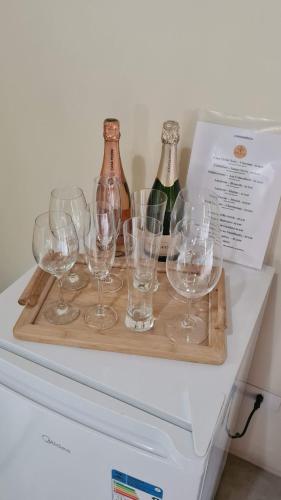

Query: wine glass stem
[97,278,105,316]
[57,278,66,309]
[188,298,191,318]
[183,299,193,327]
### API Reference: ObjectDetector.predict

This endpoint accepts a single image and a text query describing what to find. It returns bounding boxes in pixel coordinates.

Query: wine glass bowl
[131,189,167,222]
[169,188,220,303]
[32,211,80,325]
[84,204,118,330]
[166,229,221,299]
[170,188,219,235]
[93,176,123,293]
[131,189,167,291]
[49,186,89,291]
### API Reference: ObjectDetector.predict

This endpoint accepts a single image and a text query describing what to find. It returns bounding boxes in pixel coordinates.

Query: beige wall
[1,0,281,473]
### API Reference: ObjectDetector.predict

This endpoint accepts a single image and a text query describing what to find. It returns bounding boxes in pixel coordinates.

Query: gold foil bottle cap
[161,120,180,144]
[103,118,120,141]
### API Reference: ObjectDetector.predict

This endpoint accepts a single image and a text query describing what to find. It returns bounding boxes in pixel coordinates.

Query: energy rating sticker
[112,470,163,500]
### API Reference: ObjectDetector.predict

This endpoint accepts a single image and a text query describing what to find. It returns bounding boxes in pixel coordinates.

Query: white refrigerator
[0,262,274,499]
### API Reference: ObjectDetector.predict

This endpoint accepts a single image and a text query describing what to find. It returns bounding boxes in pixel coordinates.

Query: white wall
[1,0,281,474]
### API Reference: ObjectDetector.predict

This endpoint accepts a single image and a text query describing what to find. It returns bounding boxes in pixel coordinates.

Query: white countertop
[0,262,274,456]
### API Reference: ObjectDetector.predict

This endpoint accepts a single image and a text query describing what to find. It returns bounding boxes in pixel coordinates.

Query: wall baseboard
[231,448,281,478]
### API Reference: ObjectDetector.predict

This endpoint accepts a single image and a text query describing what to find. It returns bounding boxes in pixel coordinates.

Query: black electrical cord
[229,393,264,439]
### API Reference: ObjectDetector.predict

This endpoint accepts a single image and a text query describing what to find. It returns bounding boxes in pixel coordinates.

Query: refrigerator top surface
[0,261,274,456]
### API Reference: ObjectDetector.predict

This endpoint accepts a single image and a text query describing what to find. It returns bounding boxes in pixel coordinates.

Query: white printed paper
[187,121,281,269]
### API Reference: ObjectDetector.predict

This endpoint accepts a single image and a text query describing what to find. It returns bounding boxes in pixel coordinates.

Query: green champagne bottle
[152,120,180,261]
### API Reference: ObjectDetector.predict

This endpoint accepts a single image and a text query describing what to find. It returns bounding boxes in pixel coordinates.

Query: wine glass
[166,211,222,344]
[169,188,220,305]
[50,186,89,290]
[131,189,167,290]
[32,211,80,324]
[84,204,117,330]
[93,176,123,293]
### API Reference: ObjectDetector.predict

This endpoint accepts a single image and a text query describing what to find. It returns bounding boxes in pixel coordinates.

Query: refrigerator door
[0,349,205,500]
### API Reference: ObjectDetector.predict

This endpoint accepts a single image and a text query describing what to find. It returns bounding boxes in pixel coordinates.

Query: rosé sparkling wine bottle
[152,120,180,261]
[100,118,131,256]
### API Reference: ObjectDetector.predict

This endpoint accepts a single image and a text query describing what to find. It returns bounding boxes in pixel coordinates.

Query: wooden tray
[13,263,226,365]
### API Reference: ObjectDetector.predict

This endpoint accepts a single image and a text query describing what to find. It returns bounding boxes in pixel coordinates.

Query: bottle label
[157,144,178,188]
[159,234,171,257]
[101,142,123,179]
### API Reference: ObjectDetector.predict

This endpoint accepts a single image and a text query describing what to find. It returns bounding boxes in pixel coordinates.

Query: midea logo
[41,434,71,454]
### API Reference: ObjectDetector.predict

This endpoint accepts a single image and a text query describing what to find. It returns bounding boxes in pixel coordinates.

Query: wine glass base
[62,271,89,291]
[166,314,207,345]
[84,305,118,330]
[103,273,123,293]
[181,314,207,344]
[44,302,80,325]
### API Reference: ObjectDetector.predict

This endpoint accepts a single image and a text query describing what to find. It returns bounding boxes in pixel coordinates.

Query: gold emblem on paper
[234,145,247,159]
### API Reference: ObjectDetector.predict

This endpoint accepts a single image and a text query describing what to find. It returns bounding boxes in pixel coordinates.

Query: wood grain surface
[14,263,226,364]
